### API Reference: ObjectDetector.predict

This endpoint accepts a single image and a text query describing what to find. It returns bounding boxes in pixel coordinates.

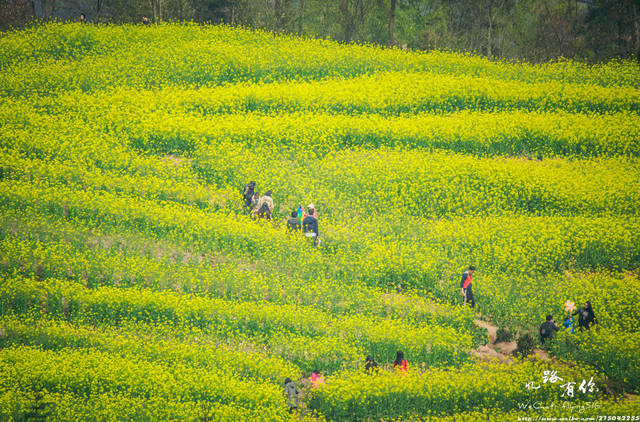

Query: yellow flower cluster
[1,22,638,420]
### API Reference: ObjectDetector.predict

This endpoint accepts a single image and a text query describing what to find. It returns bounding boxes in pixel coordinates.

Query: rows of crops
[1,22,639,420]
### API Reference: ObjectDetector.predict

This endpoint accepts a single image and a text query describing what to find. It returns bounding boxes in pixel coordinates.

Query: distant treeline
[2,0,639,63]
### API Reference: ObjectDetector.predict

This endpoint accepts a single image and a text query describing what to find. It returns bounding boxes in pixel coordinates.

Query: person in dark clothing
[286,210,301,232]
[364,355,378,373]
[302,213,319,246]
[460,266,476,308]
[539,315,559,344]
[393,350,408,372]
[242,181,256,209]
[573,301,597,331]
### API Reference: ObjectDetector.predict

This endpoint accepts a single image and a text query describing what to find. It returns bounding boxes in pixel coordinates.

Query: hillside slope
[1,23,639,421]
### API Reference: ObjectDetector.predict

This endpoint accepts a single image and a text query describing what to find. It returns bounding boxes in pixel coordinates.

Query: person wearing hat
[304,203,318,219]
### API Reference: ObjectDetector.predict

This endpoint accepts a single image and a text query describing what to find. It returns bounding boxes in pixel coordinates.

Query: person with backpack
[286,209,301,232]
[283,378,299,413]
[539,315,559,344]
[250,192,260,209]
[254,190,274,220]
[364,356,379,373]
[302,211,319,246]
[460,266,476,308]
[393,350,408,372]
[242,181,256,209]
[572,301,597,331]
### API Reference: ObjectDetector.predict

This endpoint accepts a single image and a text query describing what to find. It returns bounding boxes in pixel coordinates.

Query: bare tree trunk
[322,1,327,38]
[487,0,492,57]
[389,0,396,46]
[149,0,161,23]
[273,0,277,31]
[38,0,46,19]
[339,0,355,42]
[42,0,53,19]
[274,0,283,32]
[95,0,105,22]
[634,0,640,60]
[149,0,156,22]
[297,0,305,34]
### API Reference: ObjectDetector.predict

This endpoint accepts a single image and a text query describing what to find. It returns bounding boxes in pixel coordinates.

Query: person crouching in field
[310,370,325,389]
[562,314,575,334]
[364,355,379,373]
[460,266,476,308]
[539,315,559,345]
[254,190,274,220]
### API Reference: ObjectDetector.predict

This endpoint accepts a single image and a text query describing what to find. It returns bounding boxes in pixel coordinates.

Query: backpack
[243,184,255,201]
[256,202,270,218]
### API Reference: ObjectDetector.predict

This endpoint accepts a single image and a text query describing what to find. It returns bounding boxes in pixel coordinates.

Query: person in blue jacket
[562,314,575,334]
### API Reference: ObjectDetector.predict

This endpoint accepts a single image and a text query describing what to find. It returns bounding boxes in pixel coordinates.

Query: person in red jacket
[460,265,476,308]
[393,350,408,372]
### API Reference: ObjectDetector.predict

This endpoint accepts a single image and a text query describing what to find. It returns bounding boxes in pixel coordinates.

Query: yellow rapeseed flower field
[0,22,638,421]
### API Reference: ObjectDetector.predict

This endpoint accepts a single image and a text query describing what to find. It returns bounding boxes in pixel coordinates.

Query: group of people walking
[242,181,321,245]
[539,300,597,344]
[241,181,602,410]
[284,369,327,413]
[457,265,598,346]
[283,351,409,413]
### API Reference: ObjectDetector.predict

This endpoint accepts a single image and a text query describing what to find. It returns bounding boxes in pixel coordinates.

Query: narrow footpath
[472,319,550,362]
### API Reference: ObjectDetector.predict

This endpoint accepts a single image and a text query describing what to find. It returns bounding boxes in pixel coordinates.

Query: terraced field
[1,22,639,420]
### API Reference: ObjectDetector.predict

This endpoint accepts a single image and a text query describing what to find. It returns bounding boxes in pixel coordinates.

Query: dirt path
[472,319,549,362]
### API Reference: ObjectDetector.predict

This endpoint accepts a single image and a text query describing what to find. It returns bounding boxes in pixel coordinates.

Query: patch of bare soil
[163,154,190,166]
[472,319,547,363]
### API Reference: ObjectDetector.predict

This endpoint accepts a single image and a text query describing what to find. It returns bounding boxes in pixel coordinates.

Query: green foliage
[516,333,535,357]
[495,327,513,343]
[0,23,639,420]
[307,361,605,420]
